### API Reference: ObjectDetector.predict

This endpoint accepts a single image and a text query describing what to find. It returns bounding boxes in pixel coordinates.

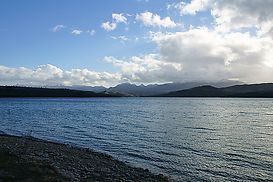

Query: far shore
[0,133,169,181]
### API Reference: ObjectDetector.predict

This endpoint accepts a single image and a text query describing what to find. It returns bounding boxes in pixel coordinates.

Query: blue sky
[0,0,182,70]
[0,0,212,71]
[0,0,272,86]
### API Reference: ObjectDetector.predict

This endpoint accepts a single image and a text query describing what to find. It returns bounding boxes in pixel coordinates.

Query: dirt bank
[0,134,169,181]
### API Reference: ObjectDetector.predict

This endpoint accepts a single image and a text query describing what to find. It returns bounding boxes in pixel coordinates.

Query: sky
[1,0,273,87]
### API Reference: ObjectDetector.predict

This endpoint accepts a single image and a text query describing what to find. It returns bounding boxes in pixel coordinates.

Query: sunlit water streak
[0,98,273,181]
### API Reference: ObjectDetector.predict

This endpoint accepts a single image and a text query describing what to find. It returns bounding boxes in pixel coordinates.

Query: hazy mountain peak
[107,80,244,96]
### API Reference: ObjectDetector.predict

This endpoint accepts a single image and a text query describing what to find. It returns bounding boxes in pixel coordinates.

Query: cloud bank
[3,0,273,86]
[151,28,273,83]
[0,64,122,87]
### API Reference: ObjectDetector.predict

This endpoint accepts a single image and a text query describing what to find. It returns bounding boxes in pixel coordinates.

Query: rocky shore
[0,134,169,181]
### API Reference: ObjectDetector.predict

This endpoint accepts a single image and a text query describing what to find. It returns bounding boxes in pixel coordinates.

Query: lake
[0,98,272,181]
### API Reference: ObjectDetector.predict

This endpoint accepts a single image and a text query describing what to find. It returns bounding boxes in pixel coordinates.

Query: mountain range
[56,80,243,96]
[2,81,273,98]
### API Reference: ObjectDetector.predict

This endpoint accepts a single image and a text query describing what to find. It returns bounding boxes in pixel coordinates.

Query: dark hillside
[157,83,273,98]
[0,86,120,97]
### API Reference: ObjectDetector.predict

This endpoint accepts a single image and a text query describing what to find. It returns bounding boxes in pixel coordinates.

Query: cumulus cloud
[0,64,121,87]
[150,27,273,83]
[178,0,273,37]
[13,1,273,85]
[136,11,177,28]
[104,55,182,83]
[101,22,117,31]
[112,13,127,24]
[52,25,66,32]
[211,0,273,36]
[87,29,96,36]
[134,0,272,83]
[110,35,130,41]
[3,24,273,86]
[71,29,82,35]
[51,25,95,37]
[110,35,139,42]
[179,0,210,15]
[101,13,127,31]
[104,25,273,84]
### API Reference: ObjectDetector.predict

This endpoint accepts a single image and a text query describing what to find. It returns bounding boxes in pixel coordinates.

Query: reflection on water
[0,98,273,181]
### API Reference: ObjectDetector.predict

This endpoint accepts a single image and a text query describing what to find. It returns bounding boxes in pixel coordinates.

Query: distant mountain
[0,86,122,97]
[107,83,156,96]
[157,83,273,98]
[3,83,273,98]
[107,80,243,96]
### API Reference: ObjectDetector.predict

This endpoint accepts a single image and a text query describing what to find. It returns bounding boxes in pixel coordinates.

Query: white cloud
[101,13,128,31]
[87,29,96,36]
[178,0,210,15]
[211,0,273,36]
[178,0,273,37]
[150,27,273,83]
[3,24,273,86]
[104,26,273,84]
[112,13,127,24]
[101,21,117,31]
[132,1,273,83]
[137,0,149,2]
[104,55,182,83]
[51,25,96,37]
[18,1,273,85]
[110,35,139,42]
[110,35,129,41]
[52,25,66,32]
[0,64,122,87]
[71,29,82,35]
[136,12,177,28]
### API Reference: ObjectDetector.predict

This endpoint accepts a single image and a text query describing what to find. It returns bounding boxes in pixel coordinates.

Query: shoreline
[0,133,169,181]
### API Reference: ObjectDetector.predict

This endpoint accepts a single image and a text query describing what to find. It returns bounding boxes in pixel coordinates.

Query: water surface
[0,98,272,181]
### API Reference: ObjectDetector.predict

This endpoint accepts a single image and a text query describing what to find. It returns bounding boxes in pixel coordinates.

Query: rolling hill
[0,86,122,97]
[157,83,273,97]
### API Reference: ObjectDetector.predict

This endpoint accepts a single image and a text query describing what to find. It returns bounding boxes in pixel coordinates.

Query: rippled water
[0,98,273,181]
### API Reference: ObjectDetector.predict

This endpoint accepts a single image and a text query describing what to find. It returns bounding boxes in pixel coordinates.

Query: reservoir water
[0,98,272,181]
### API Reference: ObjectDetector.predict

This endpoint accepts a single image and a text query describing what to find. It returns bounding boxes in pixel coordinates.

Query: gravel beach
[0,134,170,181]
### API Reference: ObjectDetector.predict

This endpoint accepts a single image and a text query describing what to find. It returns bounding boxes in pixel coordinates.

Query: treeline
[0,86,121,97]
